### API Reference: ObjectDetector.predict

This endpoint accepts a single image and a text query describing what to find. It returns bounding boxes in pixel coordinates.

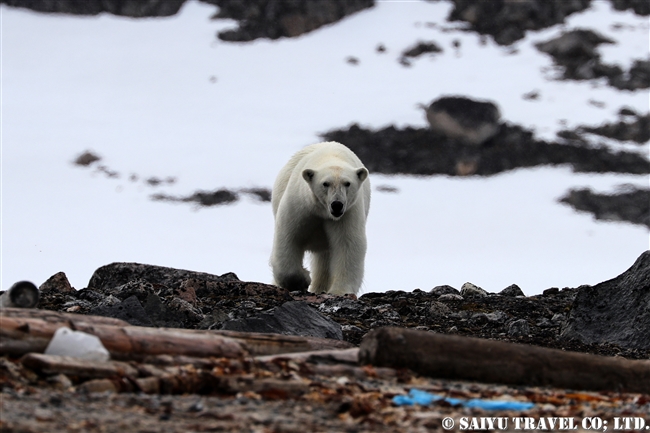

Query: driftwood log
[21,353,138,378]
[359,327,650,393]
[0,308,352,360]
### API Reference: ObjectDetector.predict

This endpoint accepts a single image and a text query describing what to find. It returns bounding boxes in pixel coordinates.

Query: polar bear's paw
[277,271,311,292]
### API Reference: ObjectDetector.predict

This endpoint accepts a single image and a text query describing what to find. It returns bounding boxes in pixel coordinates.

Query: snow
[1,0,648,295]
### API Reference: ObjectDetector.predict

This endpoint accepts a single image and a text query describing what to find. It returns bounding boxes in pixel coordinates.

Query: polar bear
[271,141,371,295]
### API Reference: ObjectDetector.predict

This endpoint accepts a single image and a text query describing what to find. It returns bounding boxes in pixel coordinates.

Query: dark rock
[508,319,530,337]
[318,297,370,318]
[500,284,525,297]
[1,0,187,17]
[74,151,101,167]
[167,297,204,323]
[428,301,452,317]
[610,59,650,90]
[143,293,180,328]
[345,56,359,66]
[610,0,650,15]
[87,262,237,294]
[221,301,343,340]
[543,287,560,296]
[447,0,591,46]
[37,273,79,311]
[39,272,74,294]
[485,310,507,323]
[522,89,540,101]
[401,41,443,59]
[561,251,650,350]
[209,0,374,42]
[198,307,231,329]
[105,279,158,304]
[90,295,154,327]
[75,289,106,304]
[469,312,489,326]
[535,29,614,66]
[241,188,272,202]
[536,30,649,90]
[151,189,239,207]
[460,282,488,298]
[551,313,566,324]
[373,304,401,322]
[430,285,459,297]
[423,96,501,146]
[559,186,650,228]
[438,293,464,301]
[321,121,650,178]
[176,280,199,306]
[580,113,650,144]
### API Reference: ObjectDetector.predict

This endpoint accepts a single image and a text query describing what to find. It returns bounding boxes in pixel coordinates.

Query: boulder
[430,285,459,297]
[500,284,525,297]
[561,251,650,349]
[87,262,237,293]
[222,301,343,340]
[423,96,501,146]
[460,282,489,298]
[39,272,74,294]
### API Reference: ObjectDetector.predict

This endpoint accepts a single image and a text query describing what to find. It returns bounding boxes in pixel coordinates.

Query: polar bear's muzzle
[330,200,345,218]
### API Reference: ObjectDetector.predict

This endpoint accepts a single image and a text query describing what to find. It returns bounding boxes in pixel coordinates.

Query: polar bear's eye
[344,181,351,187]
[323,182,330,188]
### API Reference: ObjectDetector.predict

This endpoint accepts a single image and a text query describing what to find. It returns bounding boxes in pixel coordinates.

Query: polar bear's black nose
[331,201,344,217]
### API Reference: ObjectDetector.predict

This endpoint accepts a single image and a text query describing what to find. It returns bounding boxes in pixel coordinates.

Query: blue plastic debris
[393,389,534,411]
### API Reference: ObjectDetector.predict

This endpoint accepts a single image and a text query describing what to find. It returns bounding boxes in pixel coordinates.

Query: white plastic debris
[44,327,110,361]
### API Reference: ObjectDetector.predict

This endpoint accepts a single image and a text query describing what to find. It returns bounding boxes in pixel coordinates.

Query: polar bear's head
[302,166,369,220]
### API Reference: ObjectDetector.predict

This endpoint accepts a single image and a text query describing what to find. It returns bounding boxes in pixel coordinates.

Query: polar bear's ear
[356,168,369,182]
[302,169,315,183]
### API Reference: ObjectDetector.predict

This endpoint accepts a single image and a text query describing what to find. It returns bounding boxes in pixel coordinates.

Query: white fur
[270,141,371,295]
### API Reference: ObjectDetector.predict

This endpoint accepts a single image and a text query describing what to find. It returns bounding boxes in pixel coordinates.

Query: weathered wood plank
[0,308,353,359]
[359,327,650,393]
[21,353,138,378]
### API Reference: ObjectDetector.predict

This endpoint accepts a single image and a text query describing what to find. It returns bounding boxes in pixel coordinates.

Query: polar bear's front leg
[309,251,331,294]
[271,219,311,292]
[326,221,367,295]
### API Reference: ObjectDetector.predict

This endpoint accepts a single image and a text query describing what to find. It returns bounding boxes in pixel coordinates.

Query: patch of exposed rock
[151,188,271,207]
[399,40,443,66]
[0,0,187,17]
[207,0,374,41]
[536,29,650,90]
[609,0,650,15]
[320,122,650,177]
[580,112,650,144]
[1,0,374,41]
[561,250,650,349]
[559,185,650,228]
[447,0,591,46]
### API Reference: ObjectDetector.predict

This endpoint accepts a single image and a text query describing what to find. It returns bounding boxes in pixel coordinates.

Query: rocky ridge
[33,253,650,359]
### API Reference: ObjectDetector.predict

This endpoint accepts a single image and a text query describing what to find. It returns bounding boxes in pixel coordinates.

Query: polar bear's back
[272,142,365,216]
